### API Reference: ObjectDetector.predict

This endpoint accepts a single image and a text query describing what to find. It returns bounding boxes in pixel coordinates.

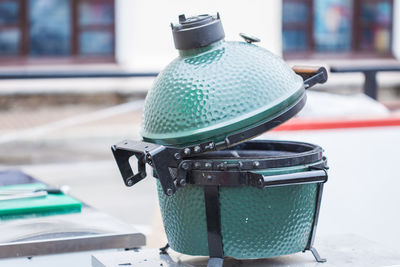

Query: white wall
[115,0,282,72]
[394,0,400,59]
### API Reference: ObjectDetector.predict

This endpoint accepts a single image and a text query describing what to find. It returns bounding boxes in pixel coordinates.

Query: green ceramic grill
[112,13,328,267]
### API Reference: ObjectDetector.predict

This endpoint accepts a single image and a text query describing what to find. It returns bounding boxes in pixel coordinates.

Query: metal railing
[330,65,400,100]
[0,71,159,80]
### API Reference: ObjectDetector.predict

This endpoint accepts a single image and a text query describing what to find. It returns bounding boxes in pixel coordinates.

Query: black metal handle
[111,140,179,196]
[111,141,148,187]
[253,169,328,188]
[292,66,328,89]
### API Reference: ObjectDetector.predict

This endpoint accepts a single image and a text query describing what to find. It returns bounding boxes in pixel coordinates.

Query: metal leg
[307,183,325,250]
[310,247,327,263]
[305,176,328,264]
[159,243,169,254]
[364,71,378,100]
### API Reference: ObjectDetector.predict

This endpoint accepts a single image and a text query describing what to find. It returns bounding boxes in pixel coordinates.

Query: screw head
[183,148,191,156]
[194,162,201,168]
[166,188,173,196]
[253,161,260,168]
[204,162,212,169]
[126,180,133,186]
[180,179,186,186]
[217,163,226,170]
[208,142,215,149]
[193,146,201,153]
[181,162,190,170]
[238,161,243,169]
[174,153,182,160]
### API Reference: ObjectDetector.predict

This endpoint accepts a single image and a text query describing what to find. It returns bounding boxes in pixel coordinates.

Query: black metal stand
[305,171,327,263]
[204,186,224,267]
[202,171,328,266]
[160,182,326,266]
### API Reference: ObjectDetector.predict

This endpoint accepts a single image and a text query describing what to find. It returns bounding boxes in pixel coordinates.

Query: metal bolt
[174,153,182,160]
[183,148,191,156]
[238,161,243,169]
[126,180,133,186]
[180,179,186,186]
[253,161,260,168]
[193,146,201,153]
[208,142,215,149]
[166,188,173,196]
[217,163,226,170]
[181,162,190,170]
[194,162,201,169]
[204,162,212,169]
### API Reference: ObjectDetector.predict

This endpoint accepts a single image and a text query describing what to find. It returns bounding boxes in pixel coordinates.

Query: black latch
[112,139,222,196]
[112,140,180,196]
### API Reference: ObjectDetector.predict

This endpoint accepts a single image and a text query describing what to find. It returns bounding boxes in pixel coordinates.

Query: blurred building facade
[0,0,399,72]
[282,0,397,59]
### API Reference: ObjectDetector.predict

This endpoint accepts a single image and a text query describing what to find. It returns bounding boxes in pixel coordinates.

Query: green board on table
[0,183,82,220]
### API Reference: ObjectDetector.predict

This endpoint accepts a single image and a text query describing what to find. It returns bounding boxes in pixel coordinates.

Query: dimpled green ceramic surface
[142,40,304,146]
[157,164,319,258]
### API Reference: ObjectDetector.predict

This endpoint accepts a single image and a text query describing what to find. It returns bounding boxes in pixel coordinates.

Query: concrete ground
[0,97,400,257]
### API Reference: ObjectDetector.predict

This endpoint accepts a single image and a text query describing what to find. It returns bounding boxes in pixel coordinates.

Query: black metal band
[186,160,328,188]
[179,140,324,172]
[112,138,326,195]
[204,186,224,258]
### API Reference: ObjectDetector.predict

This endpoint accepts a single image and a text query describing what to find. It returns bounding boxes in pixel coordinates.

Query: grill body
[156,140,326,258]
[111,13,329,265]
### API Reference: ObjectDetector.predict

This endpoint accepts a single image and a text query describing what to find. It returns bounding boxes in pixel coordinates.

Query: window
[314,0,353,52]
[282,0,393,57]
[76,0,115,56]
[357,0,392,53]
[0,0,21,56]
[0,0,115,62]
[282,0,313,52]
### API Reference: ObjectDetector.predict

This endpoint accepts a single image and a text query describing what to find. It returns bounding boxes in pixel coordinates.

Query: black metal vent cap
[171,13,225,50]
